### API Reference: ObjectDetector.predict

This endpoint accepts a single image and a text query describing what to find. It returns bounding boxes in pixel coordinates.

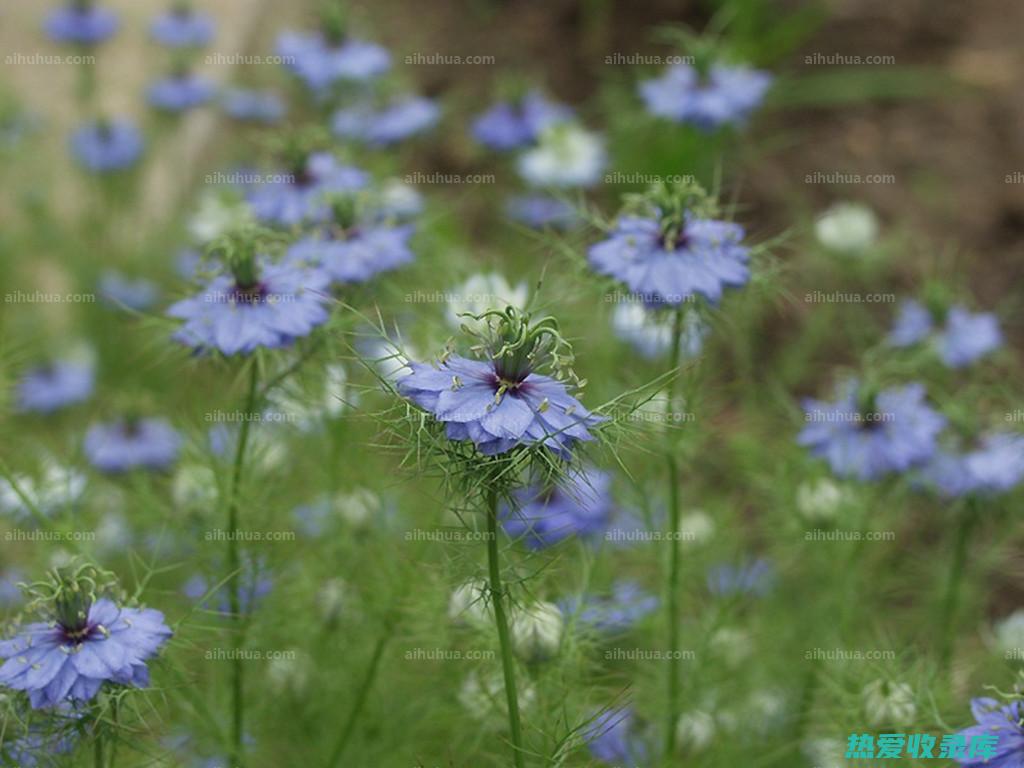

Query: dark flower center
[291,167,316,188]
[230,281,269,305]
[58,619,103,647]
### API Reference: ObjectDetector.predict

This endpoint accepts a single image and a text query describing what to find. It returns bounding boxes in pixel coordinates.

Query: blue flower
[798,381,945,480]
[286,224,415,285]
[147,73,215,112]
[2,721,77,766]
[45,3,118,45]
[99,270,159,310]
[332,96,440,146]
[16,361,94,413]
[561,581,658,633]
[0,570,23,607]
[964,433,1024,493]
[69,119,143,172]
[277,31,390,91]
[588,215,750,305]
[0,597,171,709]
[84,418,181,473]
[183,565,272,616]
[501,467,613,548]
[505,195,577,229]
[150,7,214,47]
[584,707,649,765]
[221,88,285,124]
[639,63,771,129]
[707,558,774,597]
[246,153,368,226]
[168,257,331,355]
[397,356,603,457]
[954,698,1024,768]
[471,91,572,151]
[888,300,1002,368]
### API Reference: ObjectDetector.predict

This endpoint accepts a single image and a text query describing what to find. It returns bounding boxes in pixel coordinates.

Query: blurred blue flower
[277,31,390,91]
[505,194,577,229]
[45,3,118,45]
[584,707,649,765]
[501,467,613,548]
[221,88,286,124]
[639,63,771,129]
[183,560,272,615]
[707,558,774,597]
[332,96,440,146]
[16,360,94,413]
[964,433,1024,493]
[69,119,143,172]
[0,570,23,606]
[2,723,77,766]
[471,91,572,151]
[398,355,603,457]
[0,597,171,709]
[99,270,159,310]
[287,224,414,285]
[150,7,215,48]
[246,153,367,226]
[589,215,750,305]
[561,581,658,633]
[147,73,215,112]
[167,258,331,355]
[798,381,945,480]
[889,299,1002,368]
[84,418,181,473]
[954,697,1024,768]
[612,303,706,360]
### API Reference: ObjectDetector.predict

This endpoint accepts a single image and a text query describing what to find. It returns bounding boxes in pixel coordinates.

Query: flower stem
[226,362,259,768]
[485,488,526,768]
[663,306,685,763]
[938,502,978,668]
[93,732,104,768]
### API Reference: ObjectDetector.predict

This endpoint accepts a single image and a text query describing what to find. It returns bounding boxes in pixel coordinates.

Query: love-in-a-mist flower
[991,611,1024,659]
[45,2,119,45]
[589,183,751,306]
[285,196,415,285]
[798,380,945,480]
[16,359,94,413]
[612,302,706,359]
[863,679,916,727]
[246,152,368,227]
[953,697,1023,768]
[221,88,286,124]
[183,562,272,616]
[150,4,215,48]
[168,232,332,355]
[584,708,649,765]
[99,270,159,310]
[398,308,604,456]
[84,417,181,472]
[189,189,254,245]
[639,62,771,129]
[332,96,440,146]
[0,458,86,520]
[505,194,577,229]
[276,23,390,92]
[70,119,143,172]
[509,602,563,661]
[147,72,215,113]
[501,466,613,548]
[445,273,529,333]
[561,581,659,634]
[0,562,171,709]
[888,299,1002,368]
[707,558,774,597]
[917,432,1024,498]
[814,202,879,254]
[517,123,606,188]
[376,178,423,220]
[471,91,572,151]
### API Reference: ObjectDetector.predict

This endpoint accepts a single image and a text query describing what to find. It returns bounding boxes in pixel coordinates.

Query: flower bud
[862,679,916,727]
[510,601,563,662]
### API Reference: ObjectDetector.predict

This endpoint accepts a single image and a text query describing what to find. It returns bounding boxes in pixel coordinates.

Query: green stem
[93,731,104,768]
[325,622,391,767]
[485,488,526,768]
[938,503,978,668]
[226,362,259,768]
[663,306,684,763]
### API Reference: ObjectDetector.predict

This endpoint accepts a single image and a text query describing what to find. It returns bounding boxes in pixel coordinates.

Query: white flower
[334,487,381,528]
[710,627,753,667]
[267,651,311,696]
[378,178,423,218]
[676,710,716,751]
[448,579,491,627]
[458,669,536,722]
[517,124,606,188]
[746,689,787,727]
[796,478,847,522]
[318,577,347,624]
[172,463,218,508]
[803,737,850,768]
[679,509,715,545]
[510,601,563,662]
[862,679,916,727]
[365,339,413,384]
[991,610,1024,661]
[268,364,351,430]
[814,202,879,254]
[612,304,706,360]
[445,273,529,334]
[95,511,131,554]
[188,190,253,245]
[0,458,86,519]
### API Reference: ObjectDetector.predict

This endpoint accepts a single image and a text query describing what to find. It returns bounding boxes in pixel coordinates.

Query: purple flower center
[58,618,103,647]
[229,281,270,305]
[291,167,316,188]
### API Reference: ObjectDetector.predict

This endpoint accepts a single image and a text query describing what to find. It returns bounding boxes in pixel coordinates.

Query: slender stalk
[326,623,391,767]
[226,362,259,768]
[938,502,978,668]
[663,306,685,762]
[93,732,104,768]
[485,488,526,768]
